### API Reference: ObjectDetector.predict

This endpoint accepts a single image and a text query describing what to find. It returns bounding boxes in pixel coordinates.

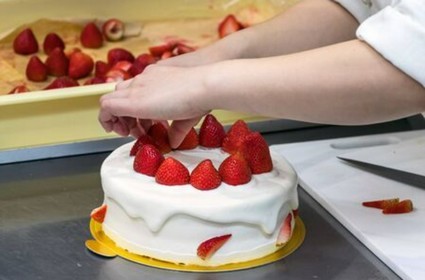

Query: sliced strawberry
[130,134,156,156]
[102,18,125,42]
[222,119,251,154]
[190,159,221,191]
[90,204,107,223]
[276,213,293,246]
[161,51,174,60]
[218,14,243,38]
[80,22,103,49]
[68,51,94,79]
[105,69,132,83]
[148,122,172,154]
[148,43,175,58]
[13,28,39,55]
[155,157,190,186]
[199,114,226,148]
[134,144,165,176]
[84,76,106,85]
[197,234,232,260]
[382,199,413,214]
[43,32,65,55]
[111,60,133,72]
[107,48,135,66]
[174,43,196,55]
[219,153,251,186]
[44,76,79,90]
[128,53,156,76]
[240,132,273,174]
[176,128,199,150]
[26,55,48,82]
[94,60,111,78]
[362,198,399,209]
[45,47,69,77]
[8,84,29,94]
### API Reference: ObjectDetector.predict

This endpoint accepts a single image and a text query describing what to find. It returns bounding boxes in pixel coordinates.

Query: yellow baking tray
[0,0,299,151]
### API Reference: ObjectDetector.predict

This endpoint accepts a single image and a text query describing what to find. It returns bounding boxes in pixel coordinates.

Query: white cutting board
[271,130,425,280]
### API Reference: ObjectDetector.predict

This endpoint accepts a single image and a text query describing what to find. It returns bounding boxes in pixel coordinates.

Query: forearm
[202,40,425,125]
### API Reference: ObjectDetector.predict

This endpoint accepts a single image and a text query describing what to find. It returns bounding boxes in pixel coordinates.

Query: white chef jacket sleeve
[335,0,425,87]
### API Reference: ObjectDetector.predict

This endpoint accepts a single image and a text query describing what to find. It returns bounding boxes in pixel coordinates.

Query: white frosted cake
[92,115,299,267]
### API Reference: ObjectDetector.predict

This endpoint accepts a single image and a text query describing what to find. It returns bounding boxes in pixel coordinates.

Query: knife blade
[337,156,425,190]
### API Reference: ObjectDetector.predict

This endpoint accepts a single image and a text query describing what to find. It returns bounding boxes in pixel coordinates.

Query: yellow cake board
[86,217,306,272]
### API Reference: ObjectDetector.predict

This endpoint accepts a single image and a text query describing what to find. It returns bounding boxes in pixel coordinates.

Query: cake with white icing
[91,114,298,266]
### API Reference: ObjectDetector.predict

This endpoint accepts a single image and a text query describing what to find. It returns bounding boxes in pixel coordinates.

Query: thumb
[168,117,202,149]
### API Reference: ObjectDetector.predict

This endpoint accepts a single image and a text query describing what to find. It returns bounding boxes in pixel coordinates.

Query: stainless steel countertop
[1,116,424,280]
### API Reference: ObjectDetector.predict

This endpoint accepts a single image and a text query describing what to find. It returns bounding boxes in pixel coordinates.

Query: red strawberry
[190,159,221,191]
[148,123,171,154]
[362,198,400,209]
[130,134,156,156]
[26,55,48,82]
[84,76,106,85]
[218,14,243,38]
[197,234,232,260]
[174,43,196,55]
[102,18,125,41]
[219,153,251,186]
[177,128,199,150]
[8,84,29,94]
[382,199,413,214]
[107,48,135,66]
[45,48,69,77]
[44,76,79,90]
[155,157,190,186]
[90,204,107,223]
[13,28,39,55]
[276,213,293,246]
[240,132,273,174]
[94,61,111,78]
[43,32,65,55]
[112,60,133,72]
[133,144,165,176]
[148,43,175,58]
[128,53,156,76]
[105,69,132,83]
[199,114,225,148]
[222,119,251,154]
[65,47,81,59]
[68,51,94,79]
[80,22,103,48]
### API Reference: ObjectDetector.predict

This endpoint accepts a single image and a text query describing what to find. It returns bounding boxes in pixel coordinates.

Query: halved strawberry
[362,198,399,209]
[161,51,174,60]
[102,18,125,42]
[197,234,232,260]
[199,114,225,148]
[84,76,106,85]
[8,84,29,94]
[105,69,132,83]
[155,157,190,186]
[219,153,251,186]
[44,76,79,90]
[382,199,413,214]
[134,144,165,176]
[68,51,94,79]
[148,122,171,154]
[26,55,48,82]
[276,213,293,246]
[90,204,107,223]
[222,119,251,154]
[218,14,243,38]
[148,43,175,58]
[94,60,111,78]
[176,128,199,150]
[80,22,103,49]
[174,43,196,55]
[112,60,133,72]
[190,159,221,190]
[43,32,65,55]
[107,48,135,66]
[45,47,69,77]
[13,28,39,55]
[240,132,273,174]
[130,134,156,156]
[128,53,156,76]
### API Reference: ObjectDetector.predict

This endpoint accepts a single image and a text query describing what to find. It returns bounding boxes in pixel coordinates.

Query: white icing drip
[101,143,298,234]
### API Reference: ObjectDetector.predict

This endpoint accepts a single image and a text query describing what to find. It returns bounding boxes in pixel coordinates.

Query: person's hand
[98,63,212,148]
